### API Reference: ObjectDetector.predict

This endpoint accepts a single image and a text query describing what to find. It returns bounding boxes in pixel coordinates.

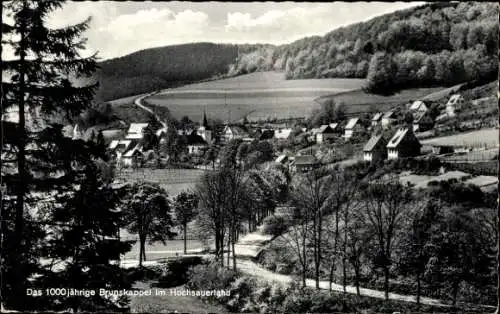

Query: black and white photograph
[1,1,499,313]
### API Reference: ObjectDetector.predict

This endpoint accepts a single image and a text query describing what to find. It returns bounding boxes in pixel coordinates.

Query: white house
[314,124,337,144]
[381,111,395,129]
[386,128,421,160]
[121,144,144,167]
[222,125,250,142]
[371,112,383,127]
[409,100,428,113]
[186,132,208,155]
[344,117,362,140]
[125,123,149,140]
[445,94,465,117]
[274,128,293,140]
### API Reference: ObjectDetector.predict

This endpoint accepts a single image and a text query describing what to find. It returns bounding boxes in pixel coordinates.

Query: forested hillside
[228,2,499,94]
[95,43,272,101]
[94,2,498,101]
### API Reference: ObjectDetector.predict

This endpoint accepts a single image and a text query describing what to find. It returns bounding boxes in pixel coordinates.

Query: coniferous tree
[1,1,132,311]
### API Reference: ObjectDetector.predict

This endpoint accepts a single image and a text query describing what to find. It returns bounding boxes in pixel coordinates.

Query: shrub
[186,262,238,303]
[226,277,259,312]
[262,215,290,237]
[155,256,203,288]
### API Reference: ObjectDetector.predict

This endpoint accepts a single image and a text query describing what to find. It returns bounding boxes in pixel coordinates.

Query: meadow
[421,128,499,148]
[142,72,365,122]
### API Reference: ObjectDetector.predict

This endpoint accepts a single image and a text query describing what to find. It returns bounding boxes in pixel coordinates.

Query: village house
[445,94,465,117]
[412,111,434,132]
[290,155,319,172]
[258,129,275,141]
[386,127,421,160]
[363,134,387,163]
[344,117,363,140]
[381,111,396,129]
[121,144,144,167]
[313,124,337,144]
[371,112,383,127]
[222,125,251,142]
[274,128,293,141]
[124,122,149,140]
[409,100,429,113]
[186,132,208,155]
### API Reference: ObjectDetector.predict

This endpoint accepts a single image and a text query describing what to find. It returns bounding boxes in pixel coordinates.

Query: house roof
[125,123,149,139]
[275,155,288,163]
[293,155,318,165]
[259,129,275,140]
[413,111,432,123]
[387,128,420,149]
[225,125,249,137]
[345,117,360,129]
[329,123,338,130]
[123,144,144,157]
[410,100,427,111]
[274,128,292,139]
[363,134,386,152]
[372,112,383,121]
[186,133,207,145]
[447,94,463,105]
[382,111,394,119]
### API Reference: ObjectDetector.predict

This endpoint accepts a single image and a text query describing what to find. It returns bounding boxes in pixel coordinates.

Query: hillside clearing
[421,128,499,148]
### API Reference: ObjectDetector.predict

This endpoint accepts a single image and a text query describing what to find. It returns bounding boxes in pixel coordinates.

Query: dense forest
[94,2,498,101]
[95,43,274,101]
[228,2,499,93]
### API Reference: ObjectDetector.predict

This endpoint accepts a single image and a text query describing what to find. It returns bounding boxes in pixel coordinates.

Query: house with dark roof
[412,111,434,132]
[290,155,319,172]
[386,128,421,160]
[258,129,276,140]
[311,124,337,144]
[363,134,387,162]
[186,132,208,155]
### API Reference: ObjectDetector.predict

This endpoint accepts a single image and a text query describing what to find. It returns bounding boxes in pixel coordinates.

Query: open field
[143,72,365,122]
[421,128,499,148]
[316,86,447,113]
[442,148,498,163]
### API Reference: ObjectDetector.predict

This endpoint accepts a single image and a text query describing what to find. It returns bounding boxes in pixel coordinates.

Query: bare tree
[361,180,414,300]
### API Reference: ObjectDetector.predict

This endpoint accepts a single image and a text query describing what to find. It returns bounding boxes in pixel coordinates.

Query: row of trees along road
[276,166,497,307]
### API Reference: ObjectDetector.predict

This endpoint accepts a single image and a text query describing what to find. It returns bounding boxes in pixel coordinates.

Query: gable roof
[274,128,293,139]
[275,154,289,164]
[125,123,149,139]
[259,129,275,140]
[382,111,394,119]
[387,128,420,149]
[345,117,360,129]
[363,134,386,152]
[329,123,339,130]
[409,100,428,111]
[293,155,318,165]
[123,144,144,157]
[446,94,463,106]
[225,125,249,137]
[413,111,432,123]
[372,112,383,121]
[186,132,207,145]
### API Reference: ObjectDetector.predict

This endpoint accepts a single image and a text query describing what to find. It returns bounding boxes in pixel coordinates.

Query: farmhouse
[387,127,421,160]
[258,129,275,140]
[381,111,395,129]
[125,123,149,140]
[371,112,383,127]
[412,111,434,132]
[223,125,251,142]
[344,117,363,140]
[313,124,336,144]
[363,134,387,163]
[186,132,208,155]
[274,128,293,140]
[445,94,465,117]
[409,100,429,113]
[121,144,144,167]
[290,155,319,172]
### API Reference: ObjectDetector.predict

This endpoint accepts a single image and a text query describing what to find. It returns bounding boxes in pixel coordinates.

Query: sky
[5,1,426,61]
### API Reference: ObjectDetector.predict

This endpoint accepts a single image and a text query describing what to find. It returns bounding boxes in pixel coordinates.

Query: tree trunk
[232,226,237,271]
[226,231,231,269]
[354,265,360,296]
[343,209,348,293]
[384,265,389,300]
[496,186,500,314]
[416,272,421,306]
[329,262,335,291]
[138,235,145,267]
[452,281,459,307]
[183,223,187,254]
